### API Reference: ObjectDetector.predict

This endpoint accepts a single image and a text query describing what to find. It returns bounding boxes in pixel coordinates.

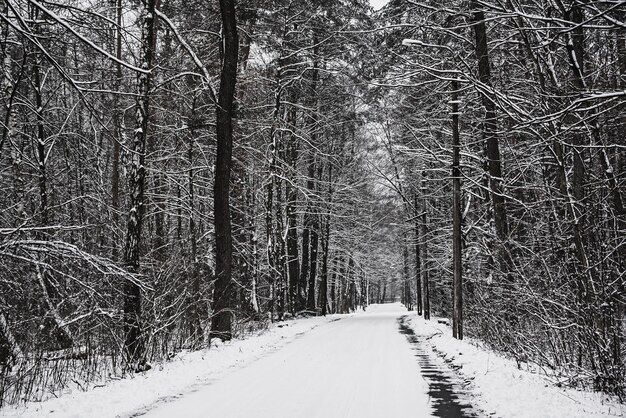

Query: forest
[0,0,625,407]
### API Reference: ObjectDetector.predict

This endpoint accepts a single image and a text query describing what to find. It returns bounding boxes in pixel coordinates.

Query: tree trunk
[307,211,319,312]
[285,95,301,313]
[210,0,239,342]
[187,122,204,346]
[123,0,157,370]
[247,173,260,313]
[451,79,463,340]
[348,256,356,312]
[110,0,122,258]
[1,9,20,164]
[413,193,422,315]
[421,172,430,320]
[402,244,412,310]
[265,67,282,320]
[33,57,48,228]
[302,156,318,312]
[330,258,337,314]
[232,12,257,315]
[302,33,320,312]
[470,1,509,245]
[318,163,332,315]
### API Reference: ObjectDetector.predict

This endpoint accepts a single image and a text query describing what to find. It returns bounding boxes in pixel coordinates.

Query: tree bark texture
[421,172,430,320]
[451,79,463,340]
[318,163,332,315]
[285,96,301,312]
[210,0,239,342]
[413,193,422,315]
[123,0,157,369]
[470,2,508,244]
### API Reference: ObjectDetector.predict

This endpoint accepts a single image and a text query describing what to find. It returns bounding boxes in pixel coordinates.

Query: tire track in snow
[398,315,486,418]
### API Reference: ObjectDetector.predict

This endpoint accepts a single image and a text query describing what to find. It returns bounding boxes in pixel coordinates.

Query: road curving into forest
[138,303,476,418]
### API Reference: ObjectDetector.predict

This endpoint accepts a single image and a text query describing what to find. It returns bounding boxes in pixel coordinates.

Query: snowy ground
[0,315,341,418]
[2,304,625,417]
[139,303,432,418]
[408,314,626,418]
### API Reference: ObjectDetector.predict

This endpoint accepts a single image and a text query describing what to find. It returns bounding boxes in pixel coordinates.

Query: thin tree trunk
[303,33,320,312]
[33,56,48,227]
[1,12,21,161]
[451,79,463,340]
[318,163,332,315]
[402,244,412,310]
[413,193,422,315]
[307,211,319,312]
[265,70,282,320]
[284,94,301,312]
[348,256,356,311]
[302,155,318,311]
[421,172,430,320]
[330,257,337,314]
[248,173,260,313]
[187,122,203,345]
[123,0,157,368]
[110,0,123,259]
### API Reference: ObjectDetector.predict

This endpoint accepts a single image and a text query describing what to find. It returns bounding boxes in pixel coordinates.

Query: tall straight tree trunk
[110,0,123,258]
[302,157,318,311]
[265,68,282,320]
[307,211,319,311]
[451,79,463,340]
[300,203,311,303]
[232,11,257,316]
[413,193,422,315]
[470,1,509,245]
[123,0,157,369]
[302,33,320,312]
[318,163,332,315]
[330,257,337,314]
[276,165,286,320]
[187,122,204,345]
[284,95,301,313]
[247,174,260,314]
[33,57,48,228]
[1,3,20,165]
[402,244,412,310]
[319,226,329,315]
[558,1,596,313]
[421,172,430,320]
[210,0,239,342]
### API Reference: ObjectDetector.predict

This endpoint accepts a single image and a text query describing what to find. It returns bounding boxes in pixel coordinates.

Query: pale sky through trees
[370,0,389,10]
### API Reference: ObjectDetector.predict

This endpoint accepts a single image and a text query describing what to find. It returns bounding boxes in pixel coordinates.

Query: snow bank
[408,314,626,418]
[1,316,340,418]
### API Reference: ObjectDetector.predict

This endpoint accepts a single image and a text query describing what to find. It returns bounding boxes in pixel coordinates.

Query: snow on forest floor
[2,305,625,418]
[408,314,626,418]
[0,315,342,418]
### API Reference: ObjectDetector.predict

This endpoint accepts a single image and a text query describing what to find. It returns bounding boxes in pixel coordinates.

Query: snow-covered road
[5,304,623,418]
[140,303,434,418]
